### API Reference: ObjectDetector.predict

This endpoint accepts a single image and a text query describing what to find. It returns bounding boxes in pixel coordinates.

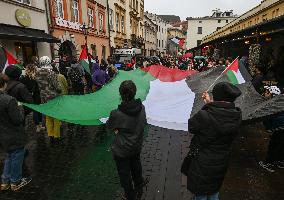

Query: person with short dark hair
[185,82,242,200]
[107,80,147,200]
[0,74,32,191]
[3,65,33,117]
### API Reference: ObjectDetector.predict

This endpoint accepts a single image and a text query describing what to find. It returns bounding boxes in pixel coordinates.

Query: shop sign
[55,17,81,31]
[15,9,31,27]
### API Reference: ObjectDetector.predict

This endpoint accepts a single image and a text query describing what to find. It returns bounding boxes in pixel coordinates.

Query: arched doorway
[58,40,77,61]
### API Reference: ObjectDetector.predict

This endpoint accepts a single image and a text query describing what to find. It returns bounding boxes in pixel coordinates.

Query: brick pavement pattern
[0,120,284,200]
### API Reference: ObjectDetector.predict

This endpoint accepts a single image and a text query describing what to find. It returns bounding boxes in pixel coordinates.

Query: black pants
[73,84,84,95]
[114,153,143,200]
[266,130,284,163]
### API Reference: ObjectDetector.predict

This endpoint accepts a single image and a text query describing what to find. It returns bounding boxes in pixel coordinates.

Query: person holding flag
[185,82,242,200]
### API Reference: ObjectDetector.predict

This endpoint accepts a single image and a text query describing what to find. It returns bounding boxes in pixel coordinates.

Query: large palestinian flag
[25,63,284,130]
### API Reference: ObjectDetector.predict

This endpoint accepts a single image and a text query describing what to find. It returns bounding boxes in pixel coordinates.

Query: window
[72,0,79,23]
[216,27,221,31]
[55,0,64,18]
[88,8,94,28]
[218,20,221,23]
[136,0,138,10]
[226,20,229,23]
[121,15,125,33]
[116,13,120,32]
[199,21,202,23]
[162,28,163,33]
[102,46,106,60]
[159,26,160,32]
[16,0,31,5]
[197,27,202,34]
[197,40,202,46]
[159,40,160,47]
[109,9,114,30]
[99,13,104,32]
[162,40,164,48]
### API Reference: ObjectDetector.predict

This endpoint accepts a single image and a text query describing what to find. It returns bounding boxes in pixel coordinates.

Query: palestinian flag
[25,66,197,130]
[79,45,93,74]
[0,47,21,73]
[170,37,185,48]
[25,63,284,131]
[222,58,245,85]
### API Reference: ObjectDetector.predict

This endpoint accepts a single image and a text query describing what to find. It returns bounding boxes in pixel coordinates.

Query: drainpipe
[44,0,55,59]
[107,0,112,57]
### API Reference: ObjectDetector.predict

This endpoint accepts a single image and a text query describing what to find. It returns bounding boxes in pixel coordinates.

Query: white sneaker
[36,125,41,133]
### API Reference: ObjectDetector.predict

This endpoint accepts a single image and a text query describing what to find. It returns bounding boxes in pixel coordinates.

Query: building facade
[202,0,284,44]
[186,9,237,49]
[144,14,157,56]
[200,0,284,63]
[108,0,144,52]
[145,12,169,56]
[49,0,110,63]
[0,0,56,65]
[167,25,186,55]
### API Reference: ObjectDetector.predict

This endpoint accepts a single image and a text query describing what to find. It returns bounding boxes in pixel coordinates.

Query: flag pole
[206,56,239,91]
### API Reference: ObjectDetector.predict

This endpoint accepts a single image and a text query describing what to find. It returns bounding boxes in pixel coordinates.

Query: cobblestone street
[0,119,284,200]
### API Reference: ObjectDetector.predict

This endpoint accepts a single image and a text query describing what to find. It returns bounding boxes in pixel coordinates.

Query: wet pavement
[0,116,284,200]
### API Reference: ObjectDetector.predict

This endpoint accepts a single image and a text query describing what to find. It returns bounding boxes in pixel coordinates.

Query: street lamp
[81,23,92,72]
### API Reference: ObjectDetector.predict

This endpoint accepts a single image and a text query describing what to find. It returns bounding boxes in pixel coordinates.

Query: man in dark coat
[107,80,147,200]
[187,82,242,200]
[3,65,33,113]
[0,75,32,192]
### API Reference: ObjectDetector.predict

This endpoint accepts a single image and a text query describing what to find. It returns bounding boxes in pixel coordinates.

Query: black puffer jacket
[107,99,147,158]
[0,91,26,152]
[5,80,33,104]
[187,102,242,195]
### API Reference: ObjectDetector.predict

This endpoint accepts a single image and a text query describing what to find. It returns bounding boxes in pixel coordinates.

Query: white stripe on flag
[143,79,195,131]
[236,69,246,84]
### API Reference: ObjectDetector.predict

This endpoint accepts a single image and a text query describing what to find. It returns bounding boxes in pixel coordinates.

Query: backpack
[68,67,83,85]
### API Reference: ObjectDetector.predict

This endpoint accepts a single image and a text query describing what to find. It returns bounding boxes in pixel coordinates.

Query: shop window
[16,0,31,5]
[15,42,36,65]
[55,0,64,18]
[99,13,105,32]
[72,0,79,23]
[88,7,94,28]
[121,15,125,33]
[109,9,114,30]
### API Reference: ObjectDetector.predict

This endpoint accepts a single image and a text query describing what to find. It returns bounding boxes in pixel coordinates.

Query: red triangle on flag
[222,58,239,74]
[79,45,88,61]
[5,49,19,65]
[178,39,185,48]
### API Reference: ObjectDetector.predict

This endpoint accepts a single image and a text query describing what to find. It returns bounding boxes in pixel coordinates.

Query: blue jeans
[1,148,25,184]
[195,192,219,200]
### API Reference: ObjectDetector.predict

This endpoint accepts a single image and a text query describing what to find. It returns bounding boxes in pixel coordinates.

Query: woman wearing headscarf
[36,56,62,144]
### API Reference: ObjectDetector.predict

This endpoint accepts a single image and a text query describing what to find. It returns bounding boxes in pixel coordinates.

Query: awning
[0,23,60,43]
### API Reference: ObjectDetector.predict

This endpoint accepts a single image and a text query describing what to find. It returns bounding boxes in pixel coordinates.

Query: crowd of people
[0,50,283,200]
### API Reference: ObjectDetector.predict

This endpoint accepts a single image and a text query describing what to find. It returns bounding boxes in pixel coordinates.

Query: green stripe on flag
[80,60,91,74]
[226,70,239,85]
[24,69,155,125]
